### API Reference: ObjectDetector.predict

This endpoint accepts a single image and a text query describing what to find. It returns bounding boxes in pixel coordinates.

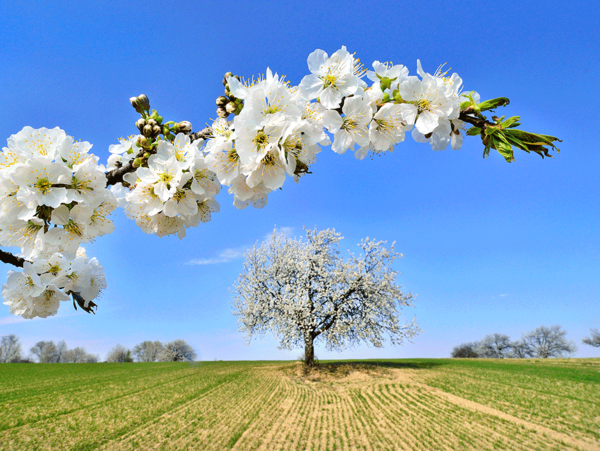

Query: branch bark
[0,249,25,268]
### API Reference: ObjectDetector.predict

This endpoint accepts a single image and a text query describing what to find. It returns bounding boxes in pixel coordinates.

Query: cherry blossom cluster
[202,46,468,211]
[109,134,221,239]
[2,249,105,318]
[0,127,113,317]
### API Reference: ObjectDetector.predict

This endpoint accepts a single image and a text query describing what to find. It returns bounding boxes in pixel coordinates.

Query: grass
[0,359,599,450]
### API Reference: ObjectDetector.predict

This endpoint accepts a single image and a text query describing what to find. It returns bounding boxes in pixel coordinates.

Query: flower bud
[132,158,142,168]
[216,107,229,118]
[178,121,192,132]
[216,96,229,107]
[135,119,146,132]
[137,94,150,111]
[152,125,162,137]
[146,119,158,127]
[225,89,232,97]
[225,102,237,114]
[143,125,153,137]
[130,97,143,113]
[141,136,151,148]
[223,72,233,86]
[143,152,151,159]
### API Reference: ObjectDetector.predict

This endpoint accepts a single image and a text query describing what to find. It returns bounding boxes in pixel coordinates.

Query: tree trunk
[304,335,315,367]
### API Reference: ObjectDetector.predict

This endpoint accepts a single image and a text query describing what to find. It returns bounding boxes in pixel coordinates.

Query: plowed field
[1,359,599,450]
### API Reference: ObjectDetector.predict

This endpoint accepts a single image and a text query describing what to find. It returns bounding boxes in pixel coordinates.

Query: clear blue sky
[1,0,598,360]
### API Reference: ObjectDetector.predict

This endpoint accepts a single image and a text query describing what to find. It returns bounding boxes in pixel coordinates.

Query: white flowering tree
[0,46,561,320]
[231,228,417,366]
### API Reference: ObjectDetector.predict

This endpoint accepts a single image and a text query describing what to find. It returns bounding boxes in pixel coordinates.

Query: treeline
[451,325,587,358]
[0,335,196,363]
[105,340,196,362]
[0,335,98,363]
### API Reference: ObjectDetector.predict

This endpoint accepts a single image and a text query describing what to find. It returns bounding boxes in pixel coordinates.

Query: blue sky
[1,0,599,360]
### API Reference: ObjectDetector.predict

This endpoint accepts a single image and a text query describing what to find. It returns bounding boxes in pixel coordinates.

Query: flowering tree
[157,339,197,362]
[0,46,561,320]
[231,228,417,366]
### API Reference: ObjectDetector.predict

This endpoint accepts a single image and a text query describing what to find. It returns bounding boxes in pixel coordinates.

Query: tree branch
[0,249,25,268]
[104,126,213,187]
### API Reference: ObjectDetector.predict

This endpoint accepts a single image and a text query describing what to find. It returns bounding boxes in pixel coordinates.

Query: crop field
[1,359,599,450]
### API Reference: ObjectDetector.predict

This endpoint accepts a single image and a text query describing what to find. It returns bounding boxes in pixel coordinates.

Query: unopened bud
[223,72,233,86]
[137,96,150,112]
[152,125,162,137]
[135,119,146,132]
[178,121,192,132]
[130,97,143,113]
[146,119,158,127]
[137,94,150,111]
[225,102,237,114]
[225,89,231,97]
[216,107,229,118]
[141,136,151,148]
[216,96,229,107]
[143,125,153,137]
[132,158,142,168]
[144,152,151,159]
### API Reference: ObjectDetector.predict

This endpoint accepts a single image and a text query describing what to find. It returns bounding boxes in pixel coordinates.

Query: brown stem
[0,250,25,268]
[458,109,493,129]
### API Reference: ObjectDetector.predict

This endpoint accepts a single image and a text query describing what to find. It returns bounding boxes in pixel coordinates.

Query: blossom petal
[307,49,328,75]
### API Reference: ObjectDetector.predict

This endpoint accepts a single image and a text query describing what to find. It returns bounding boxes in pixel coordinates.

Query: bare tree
[509,340,533,358]
[232,228,418,367]
[582,328,600,348]
[476,334,513,359]
[30,341,59,363]
[158,340,196,362]
[105,344,133,363]
[62,347,98,363]
[132,341,164,362]
[451,341,480,358]
[0,334,23,363]
[522,325,577,358]
[55,340,68,363]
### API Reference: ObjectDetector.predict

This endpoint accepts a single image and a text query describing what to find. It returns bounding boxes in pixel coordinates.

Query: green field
[1,359,599,450]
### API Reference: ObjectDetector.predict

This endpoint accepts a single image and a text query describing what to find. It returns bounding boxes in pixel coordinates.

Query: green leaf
[485,126,498,136]
[501,116,521,128]
[478,97,510,111]
[493,137,514,162]
[467,127,481,136]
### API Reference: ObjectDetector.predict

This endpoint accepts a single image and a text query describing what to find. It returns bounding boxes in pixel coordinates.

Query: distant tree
[582,328,600,348]
[105,344,133,363]
[30,341,60,363]
[55,340,68,363]
[232,228,418,367]
[158,340,196,362]
[476,334,513,358]
[0,334,23,363]
[522,325,577,358]
[132,341,164,362]
[509,340,533,358]
[62,347,99,363]
[451,341,480,358]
